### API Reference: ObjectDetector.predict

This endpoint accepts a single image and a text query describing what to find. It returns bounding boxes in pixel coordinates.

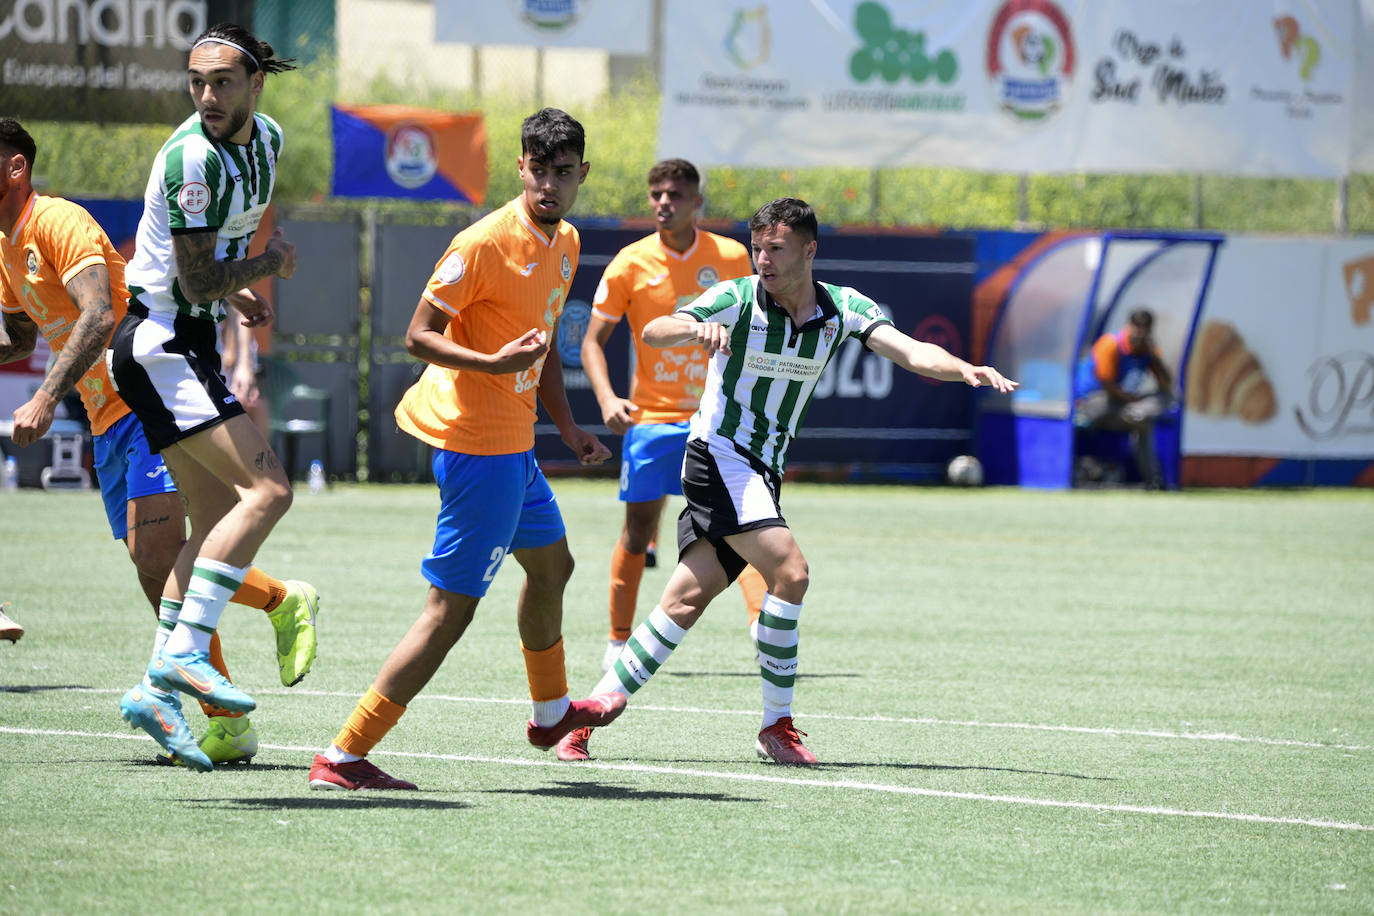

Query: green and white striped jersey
[680,275,892,474]
[125,112,283,322]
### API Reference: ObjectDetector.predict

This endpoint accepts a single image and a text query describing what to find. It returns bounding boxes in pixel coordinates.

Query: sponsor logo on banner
[0,1,206,50]
[385,123,439,190]
[519,0,579,31]
[696,266,719,288]
[1343,255,1374,326]
[1294,350,1374,441]
[827,1,965,114]
[985,0,1075,122]
[726,6,770,69]
[1090,30,1224,107]
[676,7,808,113]
[1250,16,1343,120]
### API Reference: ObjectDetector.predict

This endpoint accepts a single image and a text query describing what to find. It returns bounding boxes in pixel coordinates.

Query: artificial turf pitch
[1,480,1370,913]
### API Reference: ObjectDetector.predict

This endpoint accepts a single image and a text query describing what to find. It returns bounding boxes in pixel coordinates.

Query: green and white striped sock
[142,597,182,693]
[757,593,801,728]
[593,606,687,697]
[163,559,247,656]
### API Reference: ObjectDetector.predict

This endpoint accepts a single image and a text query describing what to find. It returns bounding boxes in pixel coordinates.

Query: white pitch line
[1,725,1370,833]
[17,686,1374,753]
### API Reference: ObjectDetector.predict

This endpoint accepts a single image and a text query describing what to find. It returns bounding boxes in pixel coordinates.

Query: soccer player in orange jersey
[0,117,318,768]
[310,109,623,791]
[568,160,767,757]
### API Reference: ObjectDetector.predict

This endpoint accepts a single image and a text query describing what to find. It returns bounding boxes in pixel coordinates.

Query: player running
[0,117,316,768]
[579,159,767,670]
[569,198,1016,765]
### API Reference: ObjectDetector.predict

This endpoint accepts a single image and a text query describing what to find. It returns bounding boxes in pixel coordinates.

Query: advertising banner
[0,0,254,125]
[660,0,1362,177]
[1182,236,1374,460]
[434,0,651,54]
[331,104,488,204]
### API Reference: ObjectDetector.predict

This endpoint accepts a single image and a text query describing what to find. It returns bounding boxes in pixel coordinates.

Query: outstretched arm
[11,264,116,446]
[865,323,1017,392]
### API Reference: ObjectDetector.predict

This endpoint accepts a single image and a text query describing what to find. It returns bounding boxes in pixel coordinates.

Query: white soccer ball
[946,454,984,487]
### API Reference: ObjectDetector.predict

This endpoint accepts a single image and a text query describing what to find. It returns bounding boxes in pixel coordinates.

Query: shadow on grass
[0,684,93,693]
[486,779,759,803]
[186,795,471,811]
[642,758,1115,781]
[126,759,304,774]
[658,671,859,680]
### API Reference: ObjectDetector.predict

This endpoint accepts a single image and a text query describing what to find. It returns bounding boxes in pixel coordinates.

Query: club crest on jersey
[24,248,39,275]
[437,251,466,284]
[560,253,572,282]
[696,266,719,288]
[179,181,210,214]
[823,323,837,346]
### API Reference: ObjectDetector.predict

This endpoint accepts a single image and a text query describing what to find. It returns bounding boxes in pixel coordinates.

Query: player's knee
[128,540,175,584]
[772,558,809,601]
[622,524,655,554]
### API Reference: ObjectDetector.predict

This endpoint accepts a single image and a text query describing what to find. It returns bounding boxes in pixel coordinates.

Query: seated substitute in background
[1075,308,1175,490]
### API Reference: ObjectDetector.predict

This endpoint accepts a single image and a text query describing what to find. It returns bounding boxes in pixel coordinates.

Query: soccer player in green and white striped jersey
[579,198,1017,765]
[108,23,314,769]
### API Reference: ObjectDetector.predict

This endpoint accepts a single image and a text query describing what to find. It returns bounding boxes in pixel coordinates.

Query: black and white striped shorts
[676,434,786,583]
[108,303,244,452]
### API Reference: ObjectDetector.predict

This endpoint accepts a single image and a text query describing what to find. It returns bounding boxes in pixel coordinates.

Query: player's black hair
[521,108,586,163]
[0,118,37,172]
[647,158,700,188]
[749,197,818,243]
[192,22,297,75]
[1128,308,1155,330]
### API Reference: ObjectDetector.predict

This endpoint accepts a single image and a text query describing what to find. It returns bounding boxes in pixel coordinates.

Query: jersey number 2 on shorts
[483,546,508,582]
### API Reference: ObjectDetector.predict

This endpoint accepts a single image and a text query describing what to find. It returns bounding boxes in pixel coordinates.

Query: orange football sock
[737,565,767,625]
[522,637,569,703]
[608,541,646,642]
[199,630,244,719]
[231,567,288,612]
[333,685,407,758]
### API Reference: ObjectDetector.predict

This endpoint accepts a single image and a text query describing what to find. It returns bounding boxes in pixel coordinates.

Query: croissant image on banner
[1185,321,1277,423]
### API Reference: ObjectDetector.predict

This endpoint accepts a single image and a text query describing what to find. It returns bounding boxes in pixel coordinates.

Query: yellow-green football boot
[267,580,319,686]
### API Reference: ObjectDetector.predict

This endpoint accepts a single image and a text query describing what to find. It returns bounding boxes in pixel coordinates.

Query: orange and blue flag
[331,104,487,204]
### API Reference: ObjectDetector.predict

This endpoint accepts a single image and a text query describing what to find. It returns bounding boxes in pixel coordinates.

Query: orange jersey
[591,229,751,424]
[396,199,579,455]
[0,193,130,435]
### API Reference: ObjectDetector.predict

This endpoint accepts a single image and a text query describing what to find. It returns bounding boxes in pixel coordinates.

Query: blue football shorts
[619,421,690,503]
[423,448,567,598]
[92,412,178,540]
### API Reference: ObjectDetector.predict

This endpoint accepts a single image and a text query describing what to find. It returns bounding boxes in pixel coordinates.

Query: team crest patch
[696,266,719,288]
[560,253,572,282]
[178,181,210,214]
[437,251,466,284]
[24,247,39,275]
[824,323,836,346]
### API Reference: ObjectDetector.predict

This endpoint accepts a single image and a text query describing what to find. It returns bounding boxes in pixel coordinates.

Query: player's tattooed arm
[173,227,296,303]
[0,308,38,364]
[40,264,117,400]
